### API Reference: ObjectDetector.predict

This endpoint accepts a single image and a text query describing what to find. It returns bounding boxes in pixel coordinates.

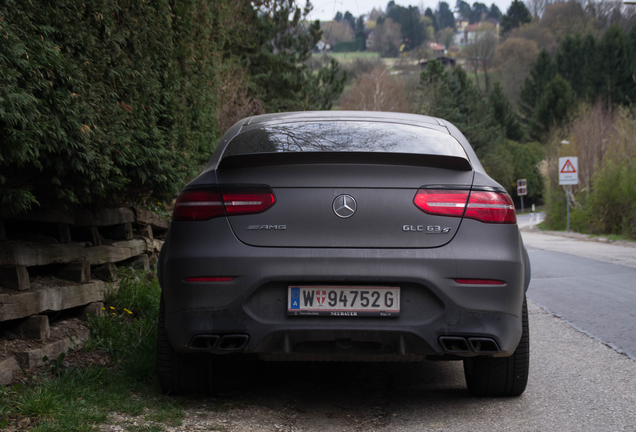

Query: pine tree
[437,2,456,30]
[488,82,524,141]
[425,8,439,32]
[519,49,556,139]
[488,4,503,21]
[501,0,531,34]
[557,35,585,98]
[581,34,601,102]
[534,75,576,138]
[229,1,347,113]
[599,25,634,106]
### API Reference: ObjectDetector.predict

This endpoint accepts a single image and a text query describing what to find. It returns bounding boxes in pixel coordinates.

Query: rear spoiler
[218,152,472,171]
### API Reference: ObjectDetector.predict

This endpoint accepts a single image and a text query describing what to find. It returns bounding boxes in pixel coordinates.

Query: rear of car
[157,111,530,397]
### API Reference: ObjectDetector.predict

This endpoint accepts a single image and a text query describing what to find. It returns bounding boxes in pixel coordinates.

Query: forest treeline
[0,0,346,215]
[336,0,635,238]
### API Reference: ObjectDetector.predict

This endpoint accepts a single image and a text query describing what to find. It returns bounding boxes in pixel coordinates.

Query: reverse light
[413,189,516,224]
[173,187,276,221]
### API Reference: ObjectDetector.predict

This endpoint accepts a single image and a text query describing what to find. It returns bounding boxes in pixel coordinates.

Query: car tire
[157,295,213,395]
[463,298,529,397]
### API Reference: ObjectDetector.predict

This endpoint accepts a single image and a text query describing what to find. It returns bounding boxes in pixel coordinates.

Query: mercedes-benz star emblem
[332,194,357,218]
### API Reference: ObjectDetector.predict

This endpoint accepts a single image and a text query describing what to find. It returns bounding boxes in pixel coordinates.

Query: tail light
[173,187,275,221]
[414,189,516,224]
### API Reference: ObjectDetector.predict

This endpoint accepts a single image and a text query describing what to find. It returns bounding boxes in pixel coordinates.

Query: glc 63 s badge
[403,225,452,233]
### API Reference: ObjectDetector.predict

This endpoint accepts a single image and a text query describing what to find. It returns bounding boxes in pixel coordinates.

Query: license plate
[287,285,400,317]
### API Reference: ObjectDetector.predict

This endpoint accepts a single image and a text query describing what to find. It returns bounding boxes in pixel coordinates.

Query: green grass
[324,51,381,63]
[0,268,186,431]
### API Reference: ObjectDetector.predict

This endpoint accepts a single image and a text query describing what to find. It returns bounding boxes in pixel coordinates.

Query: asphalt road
[521,228,636,360]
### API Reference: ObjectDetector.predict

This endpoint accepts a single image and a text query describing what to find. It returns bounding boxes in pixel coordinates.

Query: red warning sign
[559,157,578,185]
[560,159,577,173]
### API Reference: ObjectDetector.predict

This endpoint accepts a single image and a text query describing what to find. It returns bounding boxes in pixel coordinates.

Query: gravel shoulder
[97,227,636,431]
[100,302,636,432]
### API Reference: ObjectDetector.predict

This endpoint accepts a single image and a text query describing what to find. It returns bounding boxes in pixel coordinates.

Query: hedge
[0,0,227,215]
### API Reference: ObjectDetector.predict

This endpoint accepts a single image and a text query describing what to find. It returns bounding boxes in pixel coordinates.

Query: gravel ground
[100,302,636,431]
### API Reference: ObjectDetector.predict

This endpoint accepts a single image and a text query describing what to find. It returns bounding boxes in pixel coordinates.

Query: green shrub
[0,0,226,215]
[584,159,636,238]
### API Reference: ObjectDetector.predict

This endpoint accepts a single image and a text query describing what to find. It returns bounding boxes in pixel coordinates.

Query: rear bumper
[159,219,529,358]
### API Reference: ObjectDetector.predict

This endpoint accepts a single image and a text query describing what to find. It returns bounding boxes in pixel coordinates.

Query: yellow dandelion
[109,306,115,310]
[112,313,116,315]
[124,308,133,315]
[101,307,106,310]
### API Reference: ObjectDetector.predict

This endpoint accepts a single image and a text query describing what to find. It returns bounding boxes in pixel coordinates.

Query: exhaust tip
[439,336,471,353]
[189,334,220,350]
[468,337,500,354]
[218,334,249,351]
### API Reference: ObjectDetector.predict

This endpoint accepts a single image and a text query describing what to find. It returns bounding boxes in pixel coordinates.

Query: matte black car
[157,111,531,396]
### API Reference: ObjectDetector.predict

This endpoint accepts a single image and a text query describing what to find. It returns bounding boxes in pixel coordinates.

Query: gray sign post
[558,157,578,231]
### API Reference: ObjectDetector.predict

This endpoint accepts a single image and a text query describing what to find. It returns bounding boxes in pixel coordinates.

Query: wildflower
[109,306,115,310]
[101,307,106,311]
[124,308,133,315]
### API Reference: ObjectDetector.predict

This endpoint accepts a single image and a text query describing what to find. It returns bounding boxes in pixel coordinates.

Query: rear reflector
[454,279,505,285]
[185,277,235,282]
[414,189,516,224]
[173,187,275,221]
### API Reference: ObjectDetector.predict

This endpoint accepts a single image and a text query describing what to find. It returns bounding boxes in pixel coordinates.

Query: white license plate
[287,285,400,317]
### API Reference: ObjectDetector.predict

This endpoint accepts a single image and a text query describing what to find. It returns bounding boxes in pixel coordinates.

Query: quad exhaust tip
[189,334,249,352]
[439,336,500,354]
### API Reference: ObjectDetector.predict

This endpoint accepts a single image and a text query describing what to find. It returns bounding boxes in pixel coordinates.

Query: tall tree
[501,0,531,34]
[229,1,347,113]
[556,34,586,98]
[334,11,343,22]
[355,15,366,40]
[518,48,556,136]
[425,7,439,32]
[598,25,635,106]
[419,62,503,156]
[534,74,576,138]
[343,11,356,30]
[437,2,456,30]
[387,5,426,50]
[470,2,489,24]
[456,0,471,20]
[488,82,524,141]
[488,4,502,21]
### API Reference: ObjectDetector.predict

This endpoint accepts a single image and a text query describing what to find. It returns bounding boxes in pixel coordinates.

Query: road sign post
[517,179,527,214]
[558,157,578,231]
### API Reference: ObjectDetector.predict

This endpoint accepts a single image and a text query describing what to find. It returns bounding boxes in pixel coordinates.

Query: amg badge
[247,225,286,230]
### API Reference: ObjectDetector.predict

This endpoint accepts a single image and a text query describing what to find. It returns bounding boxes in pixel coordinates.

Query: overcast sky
[307,0,515,22]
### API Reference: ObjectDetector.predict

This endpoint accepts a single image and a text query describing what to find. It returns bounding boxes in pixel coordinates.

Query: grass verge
[0,269,185,431]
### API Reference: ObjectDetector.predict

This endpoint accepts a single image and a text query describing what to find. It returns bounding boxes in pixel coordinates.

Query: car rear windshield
[222,122,467,159]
